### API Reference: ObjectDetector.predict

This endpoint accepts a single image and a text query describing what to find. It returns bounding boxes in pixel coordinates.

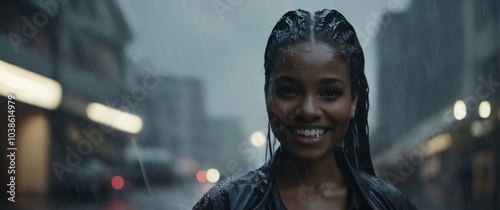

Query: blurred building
[0,0,141,205]
[138,72,209,157]
[371,0,465,154]
[136,69,250,180]
[206,118,250,178]
[371,0,499,209]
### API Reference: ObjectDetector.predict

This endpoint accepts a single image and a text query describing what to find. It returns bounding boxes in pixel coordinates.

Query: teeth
[293,128,326,137]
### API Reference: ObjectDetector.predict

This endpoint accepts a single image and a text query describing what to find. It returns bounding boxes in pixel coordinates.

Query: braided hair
[264,9,374,175]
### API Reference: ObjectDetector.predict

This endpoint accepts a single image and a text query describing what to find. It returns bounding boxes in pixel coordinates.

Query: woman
[194,9,417,210]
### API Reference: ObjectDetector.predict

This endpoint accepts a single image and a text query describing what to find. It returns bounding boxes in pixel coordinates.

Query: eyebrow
[319,78,346,85]
[273,76,346,85]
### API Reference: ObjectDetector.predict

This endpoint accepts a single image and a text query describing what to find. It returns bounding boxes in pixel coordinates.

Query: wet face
[266,42,357,161]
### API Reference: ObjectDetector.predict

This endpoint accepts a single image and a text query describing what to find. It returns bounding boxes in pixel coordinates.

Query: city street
[5,182,207,210]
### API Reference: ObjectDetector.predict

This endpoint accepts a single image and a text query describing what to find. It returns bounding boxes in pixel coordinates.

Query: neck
[275,147,346,191]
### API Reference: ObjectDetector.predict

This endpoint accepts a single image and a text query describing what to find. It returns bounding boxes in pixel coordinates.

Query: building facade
[371,0,499,209]
[0,0,137,202]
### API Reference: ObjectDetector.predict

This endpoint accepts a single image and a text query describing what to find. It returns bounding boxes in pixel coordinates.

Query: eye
[275,86,298,98]
[319,88,341,100]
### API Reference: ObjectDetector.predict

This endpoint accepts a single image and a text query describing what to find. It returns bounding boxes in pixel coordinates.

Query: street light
[479,101,491,119]
[453,100,466,120]
[86,102,143,134]
[206,168,220,183]
[250,131,266,147]
[0,60,62,110]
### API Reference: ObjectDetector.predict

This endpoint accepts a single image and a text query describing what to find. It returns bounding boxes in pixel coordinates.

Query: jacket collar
[253,146,377,209]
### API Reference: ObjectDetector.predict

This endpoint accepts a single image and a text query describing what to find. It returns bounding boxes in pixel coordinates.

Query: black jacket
[193,147,417,210]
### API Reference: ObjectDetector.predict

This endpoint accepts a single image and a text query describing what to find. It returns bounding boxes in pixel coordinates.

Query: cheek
[266,99,293,135]
[267,97,291,119]
[324,102,354,125]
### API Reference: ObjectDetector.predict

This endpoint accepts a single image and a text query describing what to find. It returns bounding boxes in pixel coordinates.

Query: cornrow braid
[264,9,312,89]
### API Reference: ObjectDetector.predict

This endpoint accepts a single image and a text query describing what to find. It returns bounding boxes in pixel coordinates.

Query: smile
[290,127,328,137]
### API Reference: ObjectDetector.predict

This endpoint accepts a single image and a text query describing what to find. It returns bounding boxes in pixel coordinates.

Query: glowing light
[453,100,466,120]
[0,60,62,110]
[86,103,143,134]
[206,168,220,183]
[111,176,124,191]
[423,134,452,155]
[196,170,207,183]
[250,131,266,147]
[479,101,491,118]
[470,121,482,137]
[470,119,495,137]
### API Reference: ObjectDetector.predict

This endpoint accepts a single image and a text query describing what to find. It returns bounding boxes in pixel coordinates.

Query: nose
[295,95,321,122]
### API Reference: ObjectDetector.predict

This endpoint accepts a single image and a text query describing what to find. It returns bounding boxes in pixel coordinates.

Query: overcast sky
[117,0,412,141]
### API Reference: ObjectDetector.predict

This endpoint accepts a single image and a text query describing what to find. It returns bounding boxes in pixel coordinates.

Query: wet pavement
[2,182,211,210]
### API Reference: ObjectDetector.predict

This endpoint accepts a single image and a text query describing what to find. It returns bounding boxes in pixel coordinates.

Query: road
[3,182,212,210]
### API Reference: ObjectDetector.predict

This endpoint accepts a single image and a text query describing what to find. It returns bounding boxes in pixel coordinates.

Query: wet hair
[264,9,375,175]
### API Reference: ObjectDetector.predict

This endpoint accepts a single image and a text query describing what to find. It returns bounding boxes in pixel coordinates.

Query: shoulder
[355,171,405,197]
[193,166,272,210]
[353,170,417,210]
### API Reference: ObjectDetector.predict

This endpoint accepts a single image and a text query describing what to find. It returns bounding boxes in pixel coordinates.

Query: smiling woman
[266,42,355,163]
[194,9,417,210]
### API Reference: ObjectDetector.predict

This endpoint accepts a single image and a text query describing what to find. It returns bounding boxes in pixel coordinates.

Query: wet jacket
[193,146,417,210]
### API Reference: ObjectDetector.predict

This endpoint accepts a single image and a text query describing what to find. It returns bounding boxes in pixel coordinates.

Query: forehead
[271,42,350,80]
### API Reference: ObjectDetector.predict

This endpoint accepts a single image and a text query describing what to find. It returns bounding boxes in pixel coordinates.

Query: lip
[286,126,329,145]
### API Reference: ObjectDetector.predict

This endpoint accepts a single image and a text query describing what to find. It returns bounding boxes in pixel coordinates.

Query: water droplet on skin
[301,195,306,200]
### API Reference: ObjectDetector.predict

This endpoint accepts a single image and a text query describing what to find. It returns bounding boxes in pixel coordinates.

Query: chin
[289,146,334,161]
[279,137,336,162]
